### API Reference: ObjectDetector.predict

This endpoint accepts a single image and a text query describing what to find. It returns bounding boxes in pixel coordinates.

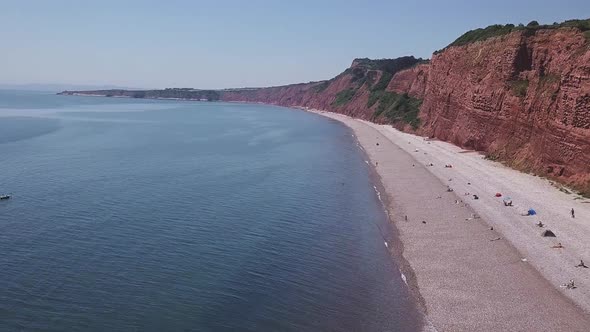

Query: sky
[1,0,589,89]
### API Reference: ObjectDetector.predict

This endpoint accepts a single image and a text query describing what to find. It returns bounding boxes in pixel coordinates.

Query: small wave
[373,185,383,202]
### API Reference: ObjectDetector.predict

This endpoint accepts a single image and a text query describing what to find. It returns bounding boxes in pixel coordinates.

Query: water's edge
[296,108,432,331]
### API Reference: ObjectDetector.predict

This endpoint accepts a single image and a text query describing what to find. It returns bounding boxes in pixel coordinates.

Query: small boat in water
[0,194,11,200]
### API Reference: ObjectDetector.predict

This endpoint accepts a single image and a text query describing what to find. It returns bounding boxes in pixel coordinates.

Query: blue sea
[0,90,421,331]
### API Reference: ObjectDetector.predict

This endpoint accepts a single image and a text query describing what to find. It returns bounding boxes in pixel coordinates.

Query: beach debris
[384,241,388,248]
[428,163,434,167]
[444,164,453,168]
[473,194,479,200]
[467,182,471,185]
[521,258,528,262]
[376,142,379,146]
[551,242,564,249]
[490,237,502,241]
[472,213,480,219]
[571,208,575,218]
[448,178,453,181]
[542,230,557,237]
[495,192,502,197]
[575,260,588,268]
[412,164,415,167]
[464,192,470,196]
[375,162,379,166]
[436,195,442,199]
[446,186,454,192]
[561,280,576,289]
[490,226,494,230]
[414,149,419,152]
[455,200,459,204]
[404,215,408,221]
[422,220,426,224]
[536,221,545,228]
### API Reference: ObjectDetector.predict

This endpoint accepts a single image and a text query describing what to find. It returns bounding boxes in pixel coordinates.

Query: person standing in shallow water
[571,208,575,218]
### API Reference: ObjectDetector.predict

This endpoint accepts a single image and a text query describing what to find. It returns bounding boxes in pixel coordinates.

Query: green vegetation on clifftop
[443,18,590,49]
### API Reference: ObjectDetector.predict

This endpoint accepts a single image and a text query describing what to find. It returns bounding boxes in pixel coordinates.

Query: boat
[0,194,11,200]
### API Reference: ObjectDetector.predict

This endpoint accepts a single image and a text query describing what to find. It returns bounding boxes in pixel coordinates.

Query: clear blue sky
[1,0,589,89]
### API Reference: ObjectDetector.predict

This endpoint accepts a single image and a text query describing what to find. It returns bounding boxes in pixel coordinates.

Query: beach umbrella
[503,196,512,202]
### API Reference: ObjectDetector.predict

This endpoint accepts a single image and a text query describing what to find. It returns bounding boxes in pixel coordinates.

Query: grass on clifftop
[370,91,422,129]
[443,18,590,49]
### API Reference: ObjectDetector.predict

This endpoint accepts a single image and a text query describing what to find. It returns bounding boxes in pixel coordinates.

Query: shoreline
[356,131,432,330]
[306,108,590,331]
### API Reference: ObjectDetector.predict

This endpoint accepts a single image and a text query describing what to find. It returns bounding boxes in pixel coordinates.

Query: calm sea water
[0,90,421,331]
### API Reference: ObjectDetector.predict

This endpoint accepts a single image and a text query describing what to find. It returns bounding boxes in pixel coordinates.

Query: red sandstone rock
[411,28,590,193]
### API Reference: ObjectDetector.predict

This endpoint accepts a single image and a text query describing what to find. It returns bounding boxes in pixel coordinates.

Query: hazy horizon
[2,0,589,89]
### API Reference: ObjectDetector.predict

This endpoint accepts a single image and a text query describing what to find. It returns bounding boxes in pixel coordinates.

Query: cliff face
[401,28,590,193]
[387,63,430,99]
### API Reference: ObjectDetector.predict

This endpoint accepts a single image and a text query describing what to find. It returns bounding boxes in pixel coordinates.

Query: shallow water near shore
[0,91,422,331]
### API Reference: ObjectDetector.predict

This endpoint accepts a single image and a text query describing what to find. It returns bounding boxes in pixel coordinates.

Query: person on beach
[571,208,575,218]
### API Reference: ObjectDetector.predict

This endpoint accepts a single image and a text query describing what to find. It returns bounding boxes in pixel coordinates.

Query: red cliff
[403,28,590,193]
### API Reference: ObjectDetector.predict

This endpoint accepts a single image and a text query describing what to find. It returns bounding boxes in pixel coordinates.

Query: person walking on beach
[571,208,575,218]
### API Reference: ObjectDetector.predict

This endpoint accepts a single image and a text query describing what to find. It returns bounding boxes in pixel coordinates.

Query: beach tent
[527,208,537,216]
[542,229,556,237]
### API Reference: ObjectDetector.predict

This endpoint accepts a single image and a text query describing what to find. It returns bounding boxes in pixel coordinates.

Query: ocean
[0,90,421,331]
